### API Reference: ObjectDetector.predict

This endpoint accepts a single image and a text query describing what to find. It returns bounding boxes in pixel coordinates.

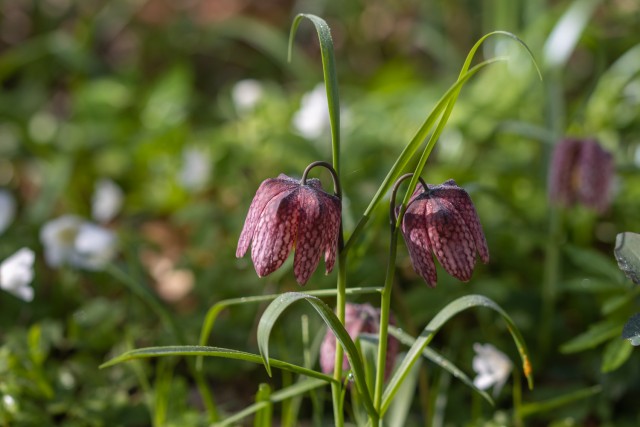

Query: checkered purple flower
[400,179,489,287]
[548,138,614,213]
[236,173,341,285]
[319,303,399,380]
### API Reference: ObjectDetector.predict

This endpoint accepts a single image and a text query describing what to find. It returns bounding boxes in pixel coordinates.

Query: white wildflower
[179,147,210,191]
[40,215,116,270]
[472,343,513,397]
[0,248,35,302]
[292,83,331,139]
[91,179,124,223]
[0,189,17,234]
[232,79,264,112]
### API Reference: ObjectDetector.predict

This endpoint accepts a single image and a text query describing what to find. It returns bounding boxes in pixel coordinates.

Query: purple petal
[237,175,298,258]
[319,193,341,274]
[250,190,299,278]
[548,139,581,207]
[577,140,614,213]
[425,196,477,282]
[401,198,438,287]
[293,187,325,285]
[431,182,489,264]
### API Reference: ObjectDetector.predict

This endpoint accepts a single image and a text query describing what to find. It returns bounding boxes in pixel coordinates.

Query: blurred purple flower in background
[236,173,341,285]
[319,303,399,379]
[548,138,614,213]
[400,179,489,287]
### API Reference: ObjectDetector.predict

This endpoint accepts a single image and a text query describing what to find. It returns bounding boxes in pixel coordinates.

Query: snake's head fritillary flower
[472,343,513,397]
[236,169,341,285]
[400,179,489,287]
[319,303,399,380]
[548,138,614,213]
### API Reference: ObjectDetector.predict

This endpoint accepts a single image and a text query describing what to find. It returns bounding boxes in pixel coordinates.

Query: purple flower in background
[548,138,614,213]
[319,303,399,379]
[236,173,341,285]
[400,179,489,287]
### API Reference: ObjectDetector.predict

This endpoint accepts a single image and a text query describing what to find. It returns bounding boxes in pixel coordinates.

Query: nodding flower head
[548,138,614,213]
[319,303,399,380]
[236,162,341,285]
[398,178,489,287]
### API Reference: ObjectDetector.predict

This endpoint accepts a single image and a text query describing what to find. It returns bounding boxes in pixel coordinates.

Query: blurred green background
[1,0,640,425]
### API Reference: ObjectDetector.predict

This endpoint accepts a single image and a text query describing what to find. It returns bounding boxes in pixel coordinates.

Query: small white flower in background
[292,83,331,139]
[0,189,17,235]
[179,147,211,191]
[73,223,117,270]
[232,79,264,112]
[40,215,117,270]
[92,179,123,223]
[0,248,35,302]
[472,343,513,397]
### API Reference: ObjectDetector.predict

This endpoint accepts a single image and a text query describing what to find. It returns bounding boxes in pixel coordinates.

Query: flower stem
[374,227,398,411]
[331,251,347,427]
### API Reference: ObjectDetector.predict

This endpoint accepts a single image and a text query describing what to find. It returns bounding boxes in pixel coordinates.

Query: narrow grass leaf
[601,336,633,372]
[384,353,421,427]
[519,386,602,418]
[381,295,532,415]
[257,292,377,418]
[100,345,336,384]
[388,326,494,406]
[560,320,622,353]
[214,379,327,427]
[197,287,381,369]
[289,14,341,173]
[543,0,601,69]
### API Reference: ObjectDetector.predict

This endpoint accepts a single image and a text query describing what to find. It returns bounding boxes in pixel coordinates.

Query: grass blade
[257,292,377,420]
[381,295,532,415]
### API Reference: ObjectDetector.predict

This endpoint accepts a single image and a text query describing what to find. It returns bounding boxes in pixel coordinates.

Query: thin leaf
[543,0,601,69]
[614,232,640,285]
[387,326,494,406]
[601,336,633,372]
[519,386,602,418]
[197,287,381,369]
[289,14,341,173]
[564,244,622,280]
[257,292,377,419]
[381,295,532,416]
[622,313,640,346]
[560,320,622,353]
[214,379,328,427]
[384,353,422,427]
[100,345,337,385]
[343,57,505,252]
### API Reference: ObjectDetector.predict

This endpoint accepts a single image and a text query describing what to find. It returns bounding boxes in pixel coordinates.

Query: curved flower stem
[301,161,342,200]
[374,173,427,412]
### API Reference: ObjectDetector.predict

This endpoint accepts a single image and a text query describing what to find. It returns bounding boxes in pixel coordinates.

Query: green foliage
[2,0,640,425]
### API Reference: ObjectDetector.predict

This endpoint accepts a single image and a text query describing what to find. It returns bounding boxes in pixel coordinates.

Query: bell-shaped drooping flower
[472,343,513,397]
[236,162,341,285]
[0,248,35,302]
[0,189,17,235]
[92,179,124,223]
[399,179,489,287]
[548,138,614,213]
[319,303,399,380]
[40,215,117,271]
